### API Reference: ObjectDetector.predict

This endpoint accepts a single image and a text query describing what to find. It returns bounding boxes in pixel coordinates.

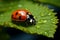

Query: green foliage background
[0,0,58,40]
[34,0,60,7]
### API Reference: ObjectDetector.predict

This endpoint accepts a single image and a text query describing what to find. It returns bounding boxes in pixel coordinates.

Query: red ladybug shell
[11,10,30,22]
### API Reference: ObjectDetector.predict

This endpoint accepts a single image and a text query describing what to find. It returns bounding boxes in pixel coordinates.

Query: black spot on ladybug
[19,16,21,20]
[12,15,16,19]
[26,12,29,14]
[15,12,18,15]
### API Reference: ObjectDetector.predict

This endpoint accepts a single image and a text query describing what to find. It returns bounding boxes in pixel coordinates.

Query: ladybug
[11,9,36,25]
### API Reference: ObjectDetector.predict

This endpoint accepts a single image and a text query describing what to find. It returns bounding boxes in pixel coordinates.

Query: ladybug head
[26,15,36,25]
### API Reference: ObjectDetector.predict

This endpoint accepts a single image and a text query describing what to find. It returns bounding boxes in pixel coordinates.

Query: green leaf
[0,0,58,37]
